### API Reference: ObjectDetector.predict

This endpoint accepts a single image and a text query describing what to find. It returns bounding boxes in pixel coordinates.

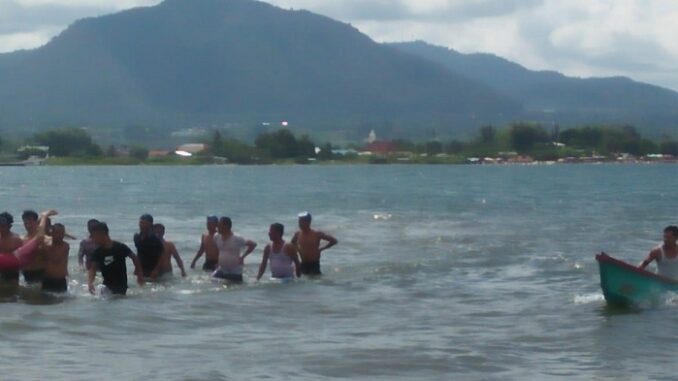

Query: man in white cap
[291,212,338,276]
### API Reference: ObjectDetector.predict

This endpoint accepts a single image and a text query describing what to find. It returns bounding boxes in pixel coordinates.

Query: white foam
[574,293,605,304]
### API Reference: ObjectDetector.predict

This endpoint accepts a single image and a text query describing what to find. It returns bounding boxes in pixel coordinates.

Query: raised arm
[640,248,660,270]
[319,232,338,253]
[256,245,271,281]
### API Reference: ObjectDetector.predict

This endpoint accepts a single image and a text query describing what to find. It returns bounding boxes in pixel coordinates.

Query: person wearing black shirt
[88,222,144,295]
[134,214,165,280]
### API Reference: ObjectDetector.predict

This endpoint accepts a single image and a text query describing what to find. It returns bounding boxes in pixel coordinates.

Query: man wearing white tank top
[639,226,678,279]
[256,223,301,281]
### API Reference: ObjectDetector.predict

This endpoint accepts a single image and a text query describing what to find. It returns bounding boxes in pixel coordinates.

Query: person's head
[207,216,218,232]
[0,212,13,234]
[22,210,39,233]
[153,223,166,239]
[139,214,154,234]
[269,223,284,241]
[298,212,312,231]
[51,223,66,243]
[87,219,99,235]
[218,217,232,234]
[91,222,110,246]
[664,226,678,245]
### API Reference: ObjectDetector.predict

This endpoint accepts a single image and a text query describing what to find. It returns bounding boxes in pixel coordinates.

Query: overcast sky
[1,0,677,91]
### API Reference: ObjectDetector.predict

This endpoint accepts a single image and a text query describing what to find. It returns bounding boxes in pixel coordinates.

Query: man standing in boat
[639,226,678,279]
[291,212,338,276]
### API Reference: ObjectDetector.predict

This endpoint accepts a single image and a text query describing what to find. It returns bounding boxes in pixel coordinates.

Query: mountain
[390,41,678,136]
[0,0,520,139]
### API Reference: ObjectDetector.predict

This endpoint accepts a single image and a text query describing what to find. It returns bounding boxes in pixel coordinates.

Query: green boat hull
[596,253,678,306]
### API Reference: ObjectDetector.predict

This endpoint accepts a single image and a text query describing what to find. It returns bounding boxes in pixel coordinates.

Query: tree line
[2,123,678,164]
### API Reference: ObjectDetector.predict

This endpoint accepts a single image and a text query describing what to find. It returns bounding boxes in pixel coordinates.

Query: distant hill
[390,41,678,136]
[0,0,519,139]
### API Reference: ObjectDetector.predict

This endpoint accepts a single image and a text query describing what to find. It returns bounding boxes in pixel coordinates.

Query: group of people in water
[0,210,338,296]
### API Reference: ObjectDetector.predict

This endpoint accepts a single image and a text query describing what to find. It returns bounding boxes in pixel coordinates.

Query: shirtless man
[0,212,24,286]
[291,212,338,276]
[154,223,187,278]
[0,210,57,289]
[640,226,678,279]
[257,223,301,281]
[22,210,46,284]
[190,216,219,271]
[78,219,99,271]
[42,223,70,293]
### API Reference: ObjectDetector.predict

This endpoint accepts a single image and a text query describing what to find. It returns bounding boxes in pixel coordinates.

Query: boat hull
[596,253,678,306]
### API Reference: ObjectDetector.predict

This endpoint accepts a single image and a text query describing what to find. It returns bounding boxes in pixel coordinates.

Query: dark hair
[219,217,232,229]
[87,219,99,233]
[92,222,109,235]
[0,212,14,226]
[153,223,165,232]
[665,226,678,237]
[270,223,284,236]
[22,210,39,221]
[52,223,65,231]
[140,214,154,224]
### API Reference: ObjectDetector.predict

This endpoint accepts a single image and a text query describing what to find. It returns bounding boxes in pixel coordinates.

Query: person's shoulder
[113,241,132,251]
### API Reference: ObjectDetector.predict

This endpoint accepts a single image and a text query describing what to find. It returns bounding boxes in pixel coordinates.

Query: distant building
[363,141,397,156]
[176,143,207,155]
[171,128,208,138]
[149,150,170,158]
[366,130,377,144]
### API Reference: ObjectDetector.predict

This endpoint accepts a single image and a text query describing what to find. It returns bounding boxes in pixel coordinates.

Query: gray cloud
[0,1,117,34]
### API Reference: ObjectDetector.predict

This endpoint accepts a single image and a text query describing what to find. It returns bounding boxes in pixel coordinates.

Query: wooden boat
[596,253,678,306]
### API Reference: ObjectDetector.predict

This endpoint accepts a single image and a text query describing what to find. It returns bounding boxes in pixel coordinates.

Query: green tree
[426,141,443,155]
[31,127,102,157]
[318,142,334,160]
[297,135,317,158]
[211,130,223,156]
[446,140,466,154]
[508,123,549,153]
[255,129,316,159]
[660,141,678,156]
[479,125,496,144]
[129,145,149,160]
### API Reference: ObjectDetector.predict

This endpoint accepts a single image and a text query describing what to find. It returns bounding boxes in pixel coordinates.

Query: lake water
[0,164,677,380]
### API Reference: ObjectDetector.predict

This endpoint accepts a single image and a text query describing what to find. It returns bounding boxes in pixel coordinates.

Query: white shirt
[214,233,247,275]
